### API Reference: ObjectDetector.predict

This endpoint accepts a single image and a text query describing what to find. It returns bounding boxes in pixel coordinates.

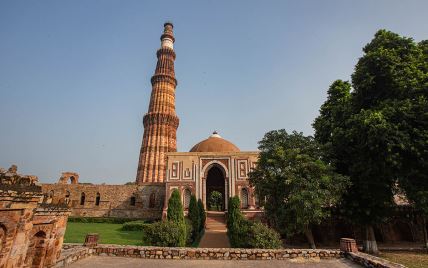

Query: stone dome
[190,132,240,153]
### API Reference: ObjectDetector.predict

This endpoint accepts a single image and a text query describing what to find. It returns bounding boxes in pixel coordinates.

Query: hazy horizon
[1,0,427,184]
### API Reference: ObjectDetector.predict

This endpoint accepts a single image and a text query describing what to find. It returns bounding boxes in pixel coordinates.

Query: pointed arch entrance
[204,164,227,211]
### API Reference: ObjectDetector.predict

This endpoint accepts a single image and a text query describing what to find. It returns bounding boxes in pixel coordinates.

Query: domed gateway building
[163,131,259,214]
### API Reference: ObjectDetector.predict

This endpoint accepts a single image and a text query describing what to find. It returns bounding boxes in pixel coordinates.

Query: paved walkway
[198,212,230,248]
[68,256,362,268]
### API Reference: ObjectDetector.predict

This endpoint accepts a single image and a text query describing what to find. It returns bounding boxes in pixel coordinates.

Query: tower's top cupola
[161,21,175,49]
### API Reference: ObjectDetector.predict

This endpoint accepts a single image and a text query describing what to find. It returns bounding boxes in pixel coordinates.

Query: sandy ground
[68,256,362,268]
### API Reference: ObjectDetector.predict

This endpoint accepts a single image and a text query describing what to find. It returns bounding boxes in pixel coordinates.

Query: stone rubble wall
[41,183,165,219]
[53,247,93,268]
[92,246,342,260]
[345,252,406,268]
[55,244,410,268]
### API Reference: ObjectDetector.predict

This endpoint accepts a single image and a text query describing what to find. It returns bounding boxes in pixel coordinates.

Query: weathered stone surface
[345,252,406,268]
[57,244,342,264]
[0,165,71,268]
[41,183,165,219]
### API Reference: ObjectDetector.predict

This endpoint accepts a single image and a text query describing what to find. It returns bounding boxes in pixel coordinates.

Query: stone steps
[205,212,227,232]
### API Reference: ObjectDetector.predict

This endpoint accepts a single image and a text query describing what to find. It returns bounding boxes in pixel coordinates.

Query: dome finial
[210,131,221,138]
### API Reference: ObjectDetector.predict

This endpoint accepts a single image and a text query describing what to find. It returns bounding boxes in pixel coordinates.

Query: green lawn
[64,222,146,245]
[380,251,428,268]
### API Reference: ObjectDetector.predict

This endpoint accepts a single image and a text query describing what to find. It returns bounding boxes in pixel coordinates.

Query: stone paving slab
[68,256,362,268]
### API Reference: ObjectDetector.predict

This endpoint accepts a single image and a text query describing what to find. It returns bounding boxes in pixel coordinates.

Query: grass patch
[64,222,146,246]
[380,251,428,268]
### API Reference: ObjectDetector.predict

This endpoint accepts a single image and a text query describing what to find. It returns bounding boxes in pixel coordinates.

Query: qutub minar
[36,23,418,245]
[136,22,179,184]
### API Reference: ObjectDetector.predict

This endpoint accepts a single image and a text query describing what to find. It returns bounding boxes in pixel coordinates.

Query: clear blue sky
[1,0,427,184]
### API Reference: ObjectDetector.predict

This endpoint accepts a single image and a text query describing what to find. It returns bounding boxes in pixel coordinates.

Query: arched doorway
[205,165,226,211]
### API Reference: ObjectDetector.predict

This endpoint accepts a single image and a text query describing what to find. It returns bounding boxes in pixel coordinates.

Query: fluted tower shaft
[136,22,179,184]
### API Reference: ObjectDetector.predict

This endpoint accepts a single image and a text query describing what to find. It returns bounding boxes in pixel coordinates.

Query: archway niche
[25,230,47,268]
[183,188,191,209]
[241,188,249,209]
[149,193,156,208]
[95,193,101,206]
[0,224,6,249]
[205,165,226,211]
[80,192,85,205]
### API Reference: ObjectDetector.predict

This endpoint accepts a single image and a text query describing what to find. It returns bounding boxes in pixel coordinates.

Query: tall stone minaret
[136,22,179,184]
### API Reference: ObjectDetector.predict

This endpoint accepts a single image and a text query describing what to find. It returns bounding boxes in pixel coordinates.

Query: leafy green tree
[395,39,428,251]
[167,189,186,246]
[249,130,349,249]
[188,195,200,239]
[197,199,206,231]
[314,30,428,254]
[208,191,223,210]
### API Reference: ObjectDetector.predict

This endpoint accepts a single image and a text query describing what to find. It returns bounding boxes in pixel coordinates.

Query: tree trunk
[422,216,428,254]
[304,226,316,249]
[363,224,379,255]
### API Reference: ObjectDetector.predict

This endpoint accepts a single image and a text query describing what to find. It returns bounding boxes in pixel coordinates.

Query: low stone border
[56,243,409,267]
[93,245,341,260]
[54,247,93,267]
[62,243,84,250]
[345,252,406,268]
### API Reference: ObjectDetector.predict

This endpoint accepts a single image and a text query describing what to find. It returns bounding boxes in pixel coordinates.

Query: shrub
[227,196,243,231]
[248,222,282,249]
[121,220,150,231]
[167,189,184,223]
[185,218,194,245]
[144,221,184,247]
[197,199,206,231]
[227,196,247,247]
[226,196,281,249]
[188,195,200,239]
[166,189,186,246]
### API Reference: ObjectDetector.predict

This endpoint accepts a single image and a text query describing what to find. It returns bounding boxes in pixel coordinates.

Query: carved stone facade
[136,22,179,184]
[0,166,70,268]
[163,149,261,216]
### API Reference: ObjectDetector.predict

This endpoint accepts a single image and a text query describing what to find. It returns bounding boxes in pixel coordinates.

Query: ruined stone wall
[0,165,71,268]
[0,188,41,267]
[41,183,165,220]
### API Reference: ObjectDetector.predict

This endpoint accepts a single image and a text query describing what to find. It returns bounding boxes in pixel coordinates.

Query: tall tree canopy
[313,30,428,254]
[249,130,349,249]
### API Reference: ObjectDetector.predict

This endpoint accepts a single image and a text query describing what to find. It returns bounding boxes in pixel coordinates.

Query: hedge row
[227,196,282,249]
[121,220,150,231]
[68,217,148,224]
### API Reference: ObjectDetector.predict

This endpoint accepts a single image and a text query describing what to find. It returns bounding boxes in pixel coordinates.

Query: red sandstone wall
[41,184,165,219]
